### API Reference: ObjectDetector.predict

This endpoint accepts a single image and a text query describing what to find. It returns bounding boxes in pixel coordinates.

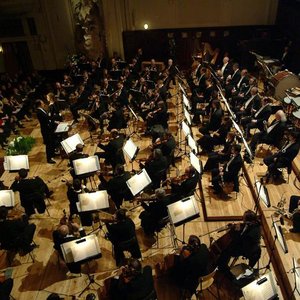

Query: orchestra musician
[94,129,125,170]
[263,130,300,182]
[104,209,142,266]
[108,258,156,300]
[210,144,243,194]
[36,99,56,164]
[217,56,233,82]
[217,210,261,280]
[224,62,241,98]
[169,235,210,297]
[0,206,36,254]
[69,143,89,179]
[70,84,91,123]
[11,168,52,216]
[288,195,300,233]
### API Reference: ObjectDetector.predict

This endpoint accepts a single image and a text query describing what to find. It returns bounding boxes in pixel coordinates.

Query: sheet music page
[72,235,100,262]
[190,152,201,174]
[61,134,84,154]
[123,138,138,160]
[167,196,199,226]
[181,121,191,137]
[55,122,69,133]
[5,155,29,171]
[242,273,278,300]
[73,156,100,175]
[79,191,109,211]
[188,135,198,153]
[255,181,269,207]
[126,169,151,196]
[0,190,14,207]
[184,107,192,125]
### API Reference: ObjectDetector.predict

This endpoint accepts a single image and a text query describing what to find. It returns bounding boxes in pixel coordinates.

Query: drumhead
[273,72,300,101]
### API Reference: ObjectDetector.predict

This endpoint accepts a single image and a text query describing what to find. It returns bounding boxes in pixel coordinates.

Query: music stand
[77,191,109,212]
[181,121,191,137]
[242,271,278,300]
[184,107,192,125]
[128,105,141,138]
[4,155,29,172]
[60,234,102,297]
[183,94,191,110]
[273,220,288,254]
[292,257,300,296]
[123,138,139,171]
[0,190,15,208]
[187,135,198,154]
[167,195,200,247]
[55,122,72,134]
[126,169,152,196]
[255,180,270,208]
[61,133,84,155]
[189,152,202,174]
[73,156,100,176]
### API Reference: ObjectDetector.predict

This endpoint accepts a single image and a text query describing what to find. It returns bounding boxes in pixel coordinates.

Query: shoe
[47,159,56,164]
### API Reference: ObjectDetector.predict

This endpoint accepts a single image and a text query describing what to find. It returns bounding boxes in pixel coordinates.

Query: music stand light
[189,152,202,174]
[73,156,100,176]
[61,133,84,155]
[0,190,15,208]
[242,272,278,300]
[126,169,152,196]
[77,191,109,212]
[123,138,139,162]
[4,155,29,171]
[255,180,271,208]
[181,121,191,137]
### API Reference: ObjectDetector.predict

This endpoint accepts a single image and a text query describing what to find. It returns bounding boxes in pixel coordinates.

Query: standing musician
[36,100,56,164]
[11,168,52,216]
[217,210,261,280]
[104,209,142,266]
[108,258,156,300]
[169,235,210,296]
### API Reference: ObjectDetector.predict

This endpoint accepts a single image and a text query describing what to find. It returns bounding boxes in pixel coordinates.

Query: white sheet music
[61,133,84,154]
[184,107,192,125]
[189,152,202,174]
[167,196,200,227]
[188,135,198,154]
[242,272,278,300]
[0,190,15,207]
[181,121,191,137]
[255,181,269,208]
[274,223,288,254]
[77,191,109,211]
[126,169,152,196]
[73,156,100,175]
[123,138,138,161]
[55,122,71,133]
[183,94,190,109]
[4,155,29,171]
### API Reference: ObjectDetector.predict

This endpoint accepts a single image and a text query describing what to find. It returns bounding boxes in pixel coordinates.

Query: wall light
[0,45,3,53]
[143,24,149,30]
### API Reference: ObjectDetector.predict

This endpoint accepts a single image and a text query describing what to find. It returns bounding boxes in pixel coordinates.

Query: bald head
[58,225,69,237]
[223,57,229,64]
[275,110,286,122]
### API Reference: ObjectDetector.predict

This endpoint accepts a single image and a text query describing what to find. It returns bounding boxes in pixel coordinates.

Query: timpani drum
[270,71,300,101]
[292,109,300,129]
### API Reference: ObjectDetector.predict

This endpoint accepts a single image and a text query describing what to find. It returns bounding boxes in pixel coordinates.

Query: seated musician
[217,210,261,280]
[105,209,141,266]
[146,100,169,131]
[139,188,172,235]
[115,81,129,107]
[52,225,81,273]
[11,168,52,216]
[70,84,91,123]
[69,143,89,178]
[199,99,223,135]
[211,144,243,194]
[107,101,127,131]
[170,166,199,200]
[203,132,236,172]
[217,56,233,82]
[247,110,287,158]
[95,129,125,170]
[66,179,93,226]
[263,130,300,182]
[141,148,168,189]
[109,258,156,300]
[224,62,241,98]
[288,195,300,233]
[98,164,133,209]
[241,97,272,140]
[0,206,36,254]
[198,116,232,153]
[169,235,210,296]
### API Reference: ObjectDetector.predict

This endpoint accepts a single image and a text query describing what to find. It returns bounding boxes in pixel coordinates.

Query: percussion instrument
[292,109,300,129]
[270,71,300,101]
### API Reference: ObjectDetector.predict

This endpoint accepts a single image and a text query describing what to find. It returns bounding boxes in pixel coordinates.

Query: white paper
[188,135,198,154]
[274,223,288,254]
[73,156,100,175]
[4,155,29,171]
[77,191,109,211]
[190,152,202,174]
[255,181,270,208]
[181,121,191,137]
[183,94,191,109]
[61,133,84,154]
[126,169,152,196]
[123,138,138,161]
[167,196,200,227]
[55,122,70,133]
[0,190,15,207]
[184,107,192,125]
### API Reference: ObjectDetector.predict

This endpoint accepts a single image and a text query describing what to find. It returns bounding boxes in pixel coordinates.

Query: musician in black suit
[241,97,272,139]
[199,100,223,134]
[0,277,13,300]
[98,165,133,209]
[109,259,156,300]
[218,56,232,82]
[217,210,261,280]
[70,85,90,122]
[231,76,255,108]
[0,206,36,254]
[263,130,300,181]
[170,235,210,296]
[225,63,241,98]
[69,144,89,179]
[115,81,128,107]
[106,209,141,266]
[211,144,243,194]
[36,100,56,164]
[170,166,199,200]
[11,168,51,216]
[249,110,287,155]
[107,102,127,131]
[95,129,125,170]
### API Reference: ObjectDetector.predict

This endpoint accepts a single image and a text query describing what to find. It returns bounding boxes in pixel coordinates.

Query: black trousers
[0,278,13,300]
